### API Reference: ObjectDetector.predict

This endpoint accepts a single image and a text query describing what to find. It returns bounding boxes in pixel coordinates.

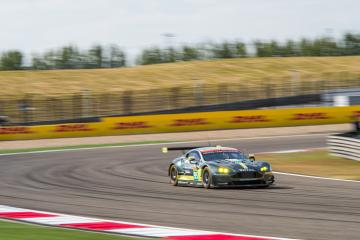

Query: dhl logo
[0,127,33,134]
[352,111,360,118]
[291,113,330,120]
[54,124,93,132]
[229,115,269,123]
[113,121,151,129]
[170,118,210,127]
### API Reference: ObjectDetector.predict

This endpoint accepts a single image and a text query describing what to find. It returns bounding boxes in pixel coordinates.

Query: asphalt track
[0,134,359,240]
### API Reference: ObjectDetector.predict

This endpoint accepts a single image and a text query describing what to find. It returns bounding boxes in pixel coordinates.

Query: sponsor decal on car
[193,169,200,181]
[0,127,33,134]
[238,169,255,172]
[169,118,210,127]
[54,124,93,132]
[290,112,330,120]
[239,162,248,169]
[229,115,269,123]
[113,121,151,129]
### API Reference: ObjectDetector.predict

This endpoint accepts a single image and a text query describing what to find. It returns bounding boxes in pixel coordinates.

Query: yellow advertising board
[0,106,359,141]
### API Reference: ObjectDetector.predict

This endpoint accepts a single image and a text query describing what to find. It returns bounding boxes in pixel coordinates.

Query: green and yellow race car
[164,146,274,189]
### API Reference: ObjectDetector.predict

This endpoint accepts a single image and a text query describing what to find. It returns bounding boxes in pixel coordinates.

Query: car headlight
[260,166,268,172]
[218,167,230,174]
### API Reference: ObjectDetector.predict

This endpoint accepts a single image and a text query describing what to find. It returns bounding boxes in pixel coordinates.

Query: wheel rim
[170,167,177,181]
[203,171,209,184]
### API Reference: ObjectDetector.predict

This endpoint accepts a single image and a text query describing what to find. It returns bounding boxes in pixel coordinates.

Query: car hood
[209,159,265,171]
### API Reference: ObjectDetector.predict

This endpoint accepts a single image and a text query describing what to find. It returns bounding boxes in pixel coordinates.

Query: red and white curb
[0,205,297,240]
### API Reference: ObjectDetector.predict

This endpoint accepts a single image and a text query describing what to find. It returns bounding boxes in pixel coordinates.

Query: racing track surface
[0,134,359,240]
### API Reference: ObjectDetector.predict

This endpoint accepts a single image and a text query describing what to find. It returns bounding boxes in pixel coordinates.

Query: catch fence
[1,74,360,124]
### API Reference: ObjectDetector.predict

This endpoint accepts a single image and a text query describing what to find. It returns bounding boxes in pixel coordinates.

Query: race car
[164,146,274,189]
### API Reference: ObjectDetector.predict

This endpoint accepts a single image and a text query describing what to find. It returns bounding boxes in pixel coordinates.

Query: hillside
[1,56,360,98]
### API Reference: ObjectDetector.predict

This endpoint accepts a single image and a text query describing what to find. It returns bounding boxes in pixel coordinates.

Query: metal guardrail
[328,134,360,161]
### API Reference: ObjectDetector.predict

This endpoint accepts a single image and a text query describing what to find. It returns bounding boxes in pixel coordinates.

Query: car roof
[195,146,239,153]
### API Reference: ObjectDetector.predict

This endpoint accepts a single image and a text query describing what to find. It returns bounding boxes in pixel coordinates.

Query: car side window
[187,151,201,161]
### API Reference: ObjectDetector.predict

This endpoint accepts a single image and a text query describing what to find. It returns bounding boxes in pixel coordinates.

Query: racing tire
[169,165,178,186]
[202,167,213,189]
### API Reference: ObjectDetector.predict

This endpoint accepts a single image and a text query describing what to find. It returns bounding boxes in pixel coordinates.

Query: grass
[1,56,360,97]
[0,140,172,154]
[0,220,153,240]
[258,150,360,180]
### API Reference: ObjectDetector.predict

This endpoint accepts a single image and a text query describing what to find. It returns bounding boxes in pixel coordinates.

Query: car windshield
[202,151,245,161]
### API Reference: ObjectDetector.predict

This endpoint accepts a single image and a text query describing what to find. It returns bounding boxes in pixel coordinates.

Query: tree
[31,54,48,70]
[284,40,297,56]
[109,45,126,67]
[87,45,103,68]
[181,46,200,61]
[212,42,235,58]
[0,50,23,70]
[235,41,246,57]
[58,46,81,69]
[299,39,313,56]
[45,50,57,69]
[138,47,164,65]
[163,47,178,63]
[314,37,340,56]
[254,41,278,57]
[343,33,360,55]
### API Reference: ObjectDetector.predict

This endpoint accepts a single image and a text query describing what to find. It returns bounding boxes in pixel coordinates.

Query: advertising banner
[0,106,359,141]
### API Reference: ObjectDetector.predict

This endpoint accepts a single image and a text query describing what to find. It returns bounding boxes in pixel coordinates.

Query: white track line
[274,172,359,183]
[0,133,329,156]
[259,147,327,154]
[265,149,308,154]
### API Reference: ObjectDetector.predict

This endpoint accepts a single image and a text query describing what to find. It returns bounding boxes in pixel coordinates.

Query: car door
[184,151,201,181]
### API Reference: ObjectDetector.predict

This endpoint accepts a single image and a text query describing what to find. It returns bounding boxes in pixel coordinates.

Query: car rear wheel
[169,165,178,186]
[202,167,213,189]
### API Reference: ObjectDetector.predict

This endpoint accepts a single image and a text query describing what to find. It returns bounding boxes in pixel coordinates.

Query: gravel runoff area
[0,124,351,150]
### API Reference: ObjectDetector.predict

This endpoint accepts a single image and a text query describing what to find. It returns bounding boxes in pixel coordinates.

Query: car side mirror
[249,154,255,161]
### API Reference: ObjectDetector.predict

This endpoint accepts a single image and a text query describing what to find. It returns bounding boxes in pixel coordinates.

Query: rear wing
[161,145,222,153]
[162,146,206,153]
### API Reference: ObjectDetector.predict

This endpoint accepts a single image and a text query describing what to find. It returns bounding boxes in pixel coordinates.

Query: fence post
[81,90,92,118]
[265,82,272,99]
[18,96,32,124]
[122,90,133,114]
[0,100,3,117]
[215,83,226,104]
[171,87,180,108]
[290,70,300,96]
[194,82,204,106]
[72,94,81,119]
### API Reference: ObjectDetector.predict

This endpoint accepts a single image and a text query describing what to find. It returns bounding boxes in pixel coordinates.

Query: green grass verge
[0,220,153,240]
[258,150,360,180]
[0,140,172,154]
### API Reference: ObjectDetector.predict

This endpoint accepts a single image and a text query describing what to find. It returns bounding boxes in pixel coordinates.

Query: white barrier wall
[328,135,360,161]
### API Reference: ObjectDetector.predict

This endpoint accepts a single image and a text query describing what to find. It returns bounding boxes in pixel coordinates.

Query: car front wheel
[169,165,178,186]
[202,167,213,189]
